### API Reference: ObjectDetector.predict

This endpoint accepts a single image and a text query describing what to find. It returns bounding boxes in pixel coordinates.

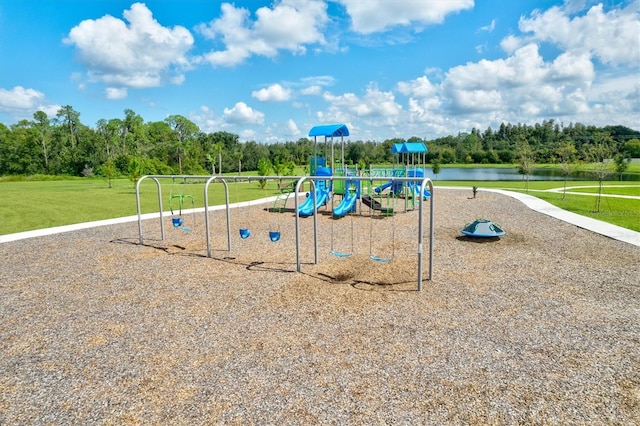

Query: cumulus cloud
[223,102,265,125]
[396,76,437,98]
[105,87,128,100]
[442,43,593,117]
[252,84,292,102]
[322,84,402,128]
[0,86,45,110]
[0,86,60,119]
[508,3,640,66]
[286,118,301,136]
[198,0,328,67]
[63,3,193,92]
[335,0,474,34]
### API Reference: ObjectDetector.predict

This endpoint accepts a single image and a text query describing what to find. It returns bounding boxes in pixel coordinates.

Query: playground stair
[272,181,295,212]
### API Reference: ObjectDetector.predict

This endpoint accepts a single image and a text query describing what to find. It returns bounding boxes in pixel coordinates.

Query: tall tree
[55,105,82,174]
[164,115,199,174]
[32,111,51,173]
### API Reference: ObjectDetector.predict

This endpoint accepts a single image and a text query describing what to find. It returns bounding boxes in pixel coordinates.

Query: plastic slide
[374,181,393,194]
[297,187,330,217]
[332,191,358,218]
[410,183,431,199]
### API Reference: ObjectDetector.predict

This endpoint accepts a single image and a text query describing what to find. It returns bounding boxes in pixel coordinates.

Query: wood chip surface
[1,188,638,424]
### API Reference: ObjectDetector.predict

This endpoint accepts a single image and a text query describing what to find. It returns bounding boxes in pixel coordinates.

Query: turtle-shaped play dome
[461,219,506,238]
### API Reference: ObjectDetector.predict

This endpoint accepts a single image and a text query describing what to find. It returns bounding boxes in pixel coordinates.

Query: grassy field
[1,175,639,235]
[0,177,285,235]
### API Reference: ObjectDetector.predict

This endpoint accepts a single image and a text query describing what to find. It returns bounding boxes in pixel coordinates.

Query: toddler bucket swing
[169,178,195,232]
[267,181,281,242]
[236,178,252,240]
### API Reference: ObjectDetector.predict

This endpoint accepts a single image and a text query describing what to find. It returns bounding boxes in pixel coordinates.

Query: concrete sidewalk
[481,188,640,247]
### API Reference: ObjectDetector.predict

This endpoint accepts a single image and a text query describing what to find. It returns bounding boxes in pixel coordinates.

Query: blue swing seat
[370,255,392,263]
[269,231,281,242]
[239,228,251,239]
[331,251,352,258]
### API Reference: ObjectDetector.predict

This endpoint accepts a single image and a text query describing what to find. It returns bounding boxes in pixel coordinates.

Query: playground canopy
[392,142,427,154]
[308,124,350,138]
[308,124,350,174]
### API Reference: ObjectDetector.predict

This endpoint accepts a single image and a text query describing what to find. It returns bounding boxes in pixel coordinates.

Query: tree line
[1,106,638,179]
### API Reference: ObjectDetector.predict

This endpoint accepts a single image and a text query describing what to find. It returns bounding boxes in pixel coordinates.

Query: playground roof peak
[391,141,428,154]
[308,123,350,138]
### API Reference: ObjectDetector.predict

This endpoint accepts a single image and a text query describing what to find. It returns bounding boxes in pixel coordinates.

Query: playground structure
[296,124,432,220]
[135,173,434,290]
[373,141,431,200]
[133,122,436,290]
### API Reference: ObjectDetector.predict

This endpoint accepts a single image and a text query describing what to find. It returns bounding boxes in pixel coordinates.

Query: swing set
[135,172,434,291]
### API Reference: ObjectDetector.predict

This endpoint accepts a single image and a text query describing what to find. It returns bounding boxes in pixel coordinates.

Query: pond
[424,167,640,181]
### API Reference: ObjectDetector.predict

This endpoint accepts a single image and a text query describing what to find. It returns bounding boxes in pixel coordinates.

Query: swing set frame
[135,174,434,291]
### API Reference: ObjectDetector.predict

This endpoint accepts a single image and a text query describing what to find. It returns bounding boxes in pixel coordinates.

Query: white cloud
[190,105,224,133]
[335,0,474,34]
[479,19,496,32]
[64,3,193,91]
[0,86,60,120]
[562,0,588,14]
[396,76,437,98]
[199,0,328,67]
[320,84,402,130]
[300,85,322,95]
[500,34,522,54]
[252,84,292,102]
[0,86,45,110]
[443,43,593,117]
[223,102,265,125]
[513,3,640,66]
[286,118,301,136]
[298,75,335,95]
[105,87,128,100]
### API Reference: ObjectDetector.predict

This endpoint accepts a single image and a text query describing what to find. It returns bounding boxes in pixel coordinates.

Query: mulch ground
[1,188,638,424]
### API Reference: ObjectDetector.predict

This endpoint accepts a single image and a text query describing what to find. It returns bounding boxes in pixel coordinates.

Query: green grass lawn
[434,180,639,232]
[1,175,638,235]
[560,185,640,196]
[0,177,284,235]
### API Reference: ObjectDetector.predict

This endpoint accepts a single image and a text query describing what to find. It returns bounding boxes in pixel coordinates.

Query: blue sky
[1,0,638,143]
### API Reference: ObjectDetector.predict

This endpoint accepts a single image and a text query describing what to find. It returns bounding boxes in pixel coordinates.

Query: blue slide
[332,191,358,218]
[297,187,330,217]
[374,181,393,194]
[409,182,431,199]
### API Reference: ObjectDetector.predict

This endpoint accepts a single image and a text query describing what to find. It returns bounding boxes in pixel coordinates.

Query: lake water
[423,167,640,181]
